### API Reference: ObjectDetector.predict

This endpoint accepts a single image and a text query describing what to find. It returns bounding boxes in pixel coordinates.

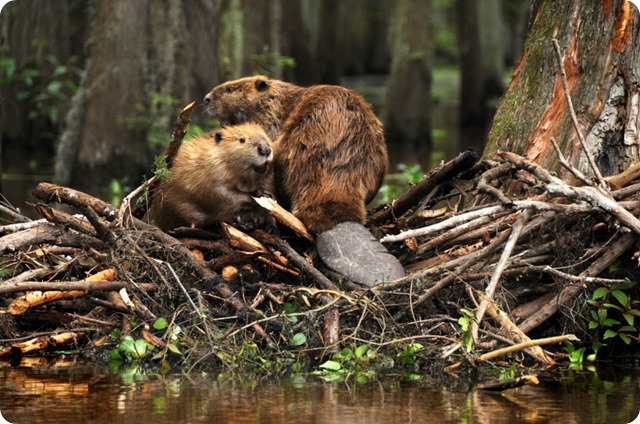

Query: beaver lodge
[1,102,640,385]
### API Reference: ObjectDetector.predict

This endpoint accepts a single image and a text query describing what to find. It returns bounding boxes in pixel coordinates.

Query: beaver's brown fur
[153,122,275,231]
[204,76,388,234]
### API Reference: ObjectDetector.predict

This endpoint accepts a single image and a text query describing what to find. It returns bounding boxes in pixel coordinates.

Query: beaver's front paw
[234,210,277,233]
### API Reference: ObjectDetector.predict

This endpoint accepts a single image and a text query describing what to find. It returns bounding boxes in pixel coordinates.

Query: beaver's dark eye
[225,86,234,93]
[239,137,246,143]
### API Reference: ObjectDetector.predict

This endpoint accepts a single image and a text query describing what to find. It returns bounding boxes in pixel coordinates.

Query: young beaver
[204,77,404,286]
[153,122,275,231]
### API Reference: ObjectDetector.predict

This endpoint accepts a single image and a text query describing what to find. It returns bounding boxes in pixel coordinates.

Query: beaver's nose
[258,142,272,157]
[204,93,212,104]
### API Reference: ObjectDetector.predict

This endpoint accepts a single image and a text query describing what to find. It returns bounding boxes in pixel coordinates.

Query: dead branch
[368,148,479,225]
[471,209,531,344]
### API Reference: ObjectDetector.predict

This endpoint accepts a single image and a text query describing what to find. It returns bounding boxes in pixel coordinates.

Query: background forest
[0,0,532,212]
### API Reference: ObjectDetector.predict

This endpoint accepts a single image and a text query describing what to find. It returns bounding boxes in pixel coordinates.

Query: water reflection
[1,358,639,424]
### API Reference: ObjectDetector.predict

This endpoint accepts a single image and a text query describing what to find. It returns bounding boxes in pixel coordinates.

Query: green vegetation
[251,47,296,76]
[376,163,424,205]
[0,39,82,132]
[457,307,475,353]
[587,282,639,347]
[313,344,377,384]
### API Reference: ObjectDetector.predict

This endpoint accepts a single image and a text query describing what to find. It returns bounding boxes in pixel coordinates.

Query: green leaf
[110,348,123,360]
[598,308,608,322]
[611,289,629,308]
[119,336,135,352]
[166,343,182,354]
[602,318,621,327]
[592,287,609,300]
[46,80,62,94]
[622,313,635,327]
[603,329,618,340]
[289,333,307,347]
[153,318,168,330]
[590,310,599,321]
[404,373,422,381]
[462,331,473,353]
[602,302,624,312]
[319,360,342,371]
[134,338,150,358]
[356,374,369,384]
[588,320,599,330]
[458,315,469,331]
[569,347,585,364]
[355,344,369,358]
[337,347,354,359]
[619,333,632,345]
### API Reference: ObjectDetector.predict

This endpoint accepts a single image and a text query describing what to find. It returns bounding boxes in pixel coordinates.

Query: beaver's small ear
[214,132,223,143]
[255,79,269,92]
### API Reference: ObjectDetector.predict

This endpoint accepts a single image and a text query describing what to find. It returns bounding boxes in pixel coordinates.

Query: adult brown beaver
[204,76,405,286]
[153,122,275,231]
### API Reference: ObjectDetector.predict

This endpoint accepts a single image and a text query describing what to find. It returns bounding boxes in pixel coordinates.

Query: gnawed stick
[33,182,118,221]
[471,209,530,344]
[500,151,640,236]
[165,101,196,169]
[35,204,97,237]
[0,280,155,296]
[478,291,554,365]
[221,222,290,267]
[477,334,578,362]
[0,331,85,358]
[6,268,119,314]
[253,196,314,241]
[254,230,339,292]
[0,222,106,255]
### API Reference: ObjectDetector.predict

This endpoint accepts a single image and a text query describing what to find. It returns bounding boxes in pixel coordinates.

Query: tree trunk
[384,0,432,168]
[484,0,640,179]
[458,0,506,130]
[54,0,224,193]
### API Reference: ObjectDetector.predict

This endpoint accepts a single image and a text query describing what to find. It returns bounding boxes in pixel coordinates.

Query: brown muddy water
[0,359,639,424]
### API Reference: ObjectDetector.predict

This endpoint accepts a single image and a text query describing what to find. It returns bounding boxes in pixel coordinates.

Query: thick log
[33,182,118,220]
[0,223,106,255]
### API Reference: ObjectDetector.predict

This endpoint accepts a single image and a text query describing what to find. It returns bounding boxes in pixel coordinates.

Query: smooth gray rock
[316,221,405,287]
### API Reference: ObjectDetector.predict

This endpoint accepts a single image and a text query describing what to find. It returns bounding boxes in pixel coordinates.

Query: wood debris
[1,103,639,373]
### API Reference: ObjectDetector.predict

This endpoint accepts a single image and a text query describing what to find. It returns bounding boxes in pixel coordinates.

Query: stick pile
[1,140,639,369]
[3,42,640,369]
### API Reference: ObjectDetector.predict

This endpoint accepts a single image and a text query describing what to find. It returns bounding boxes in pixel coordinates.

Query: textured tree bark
[484,0,640,179]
